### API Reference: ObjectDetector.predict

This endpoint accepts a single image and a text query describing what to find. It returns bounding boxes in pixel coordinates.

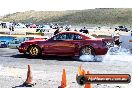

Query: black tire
[28,45,41,58]
[72,56,80,61]
[73,46,95,61]
[80,46,95,56]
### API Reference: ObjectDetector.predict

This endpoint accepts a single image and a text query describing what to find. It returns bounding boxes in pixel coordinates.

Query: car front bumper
[18,46,27,53]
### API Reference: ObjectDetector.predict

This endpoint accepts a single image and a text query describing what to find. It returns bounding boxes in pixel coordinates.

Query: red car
[18,32,111,58]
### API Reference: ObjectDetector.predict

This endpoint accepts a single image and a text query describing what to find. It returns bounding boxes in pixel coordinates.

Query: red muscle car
[18,32,111,58]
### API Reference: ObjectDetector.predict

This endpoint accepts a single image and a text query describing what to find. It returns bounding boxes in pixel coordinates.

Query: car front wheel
[80,46,95,56]
[28,45,41,58]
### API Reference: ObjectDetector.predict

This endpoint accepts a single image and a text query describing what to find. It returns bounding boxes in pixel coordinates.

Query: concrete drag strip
[0,65,71,82]
[0,65,132,88]
[0,48,132,88]
[0,65,49,80]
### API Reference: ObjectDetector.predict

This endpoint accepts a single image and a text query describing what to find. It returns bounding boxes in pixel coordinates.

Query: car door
[44,33,75,55]
[68,33,83,54]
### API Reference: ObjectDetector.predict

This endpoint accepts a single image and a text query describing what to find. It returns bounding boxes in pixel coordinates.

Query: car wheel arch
[80,45,96,55]
[27,44,42,52]
[27,44,42,58]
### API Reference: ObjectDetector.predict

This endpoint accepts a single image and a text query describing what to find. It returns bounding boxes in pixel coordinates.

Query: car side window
[74,34,82,40]
[53,33,82,40]
[54,34,66,40]
[66,34,74,40]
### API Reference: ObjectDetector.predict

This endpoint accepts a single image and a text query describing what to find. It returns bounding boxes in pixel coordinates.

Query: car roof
[59,31,80,34]
[58,31,96,39]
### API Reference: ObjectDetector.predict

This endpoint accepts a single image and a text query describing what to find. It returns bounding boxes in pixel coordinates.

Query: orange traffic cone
[76,65,85,82]
[78,66,86,75]
[77,66,92,88]
[58,69,67,88]
[84,71,92,88]
[23,65,36,87]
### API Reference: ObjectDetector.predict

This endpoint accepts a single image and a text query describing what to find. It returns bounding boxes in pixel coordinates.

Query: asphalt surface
[0,48,132,88]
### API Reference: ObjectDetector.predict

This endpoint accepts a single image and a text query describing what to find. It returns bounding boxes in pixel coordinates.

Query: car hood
[24,39,46,43]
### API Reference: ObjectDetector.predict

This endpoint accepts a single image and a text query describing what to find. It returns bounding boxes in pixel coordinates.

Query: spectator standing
[80,27,89,34]
[114,38,121,46]
[54,28,60,35]
[11,23,14,31]
[9,23,12,31]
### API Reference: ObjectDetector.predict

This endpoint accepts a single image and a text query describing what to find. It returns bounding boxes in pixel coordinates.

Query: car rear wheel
[74,46,97,61]
[80,46,95,56]
[28,45,41,58]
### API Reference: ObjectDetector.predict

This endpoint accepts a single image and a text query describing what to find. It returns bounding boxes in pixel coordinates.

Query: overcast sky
[0,0,132,16]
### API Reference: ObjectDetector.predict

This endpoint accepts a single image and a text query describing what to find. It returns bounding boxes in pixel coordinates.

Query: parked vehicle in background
[36,25,51,32]
[52,24,58,29]
[18,32,113,60]
[15,23,26,28]
[115,26,129,32]
[0,36,14,46]
[0,41,8,48]
[119,34,132,49]
[8,37,28,49]
[9,35,49,49]
[79,27,89,34]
